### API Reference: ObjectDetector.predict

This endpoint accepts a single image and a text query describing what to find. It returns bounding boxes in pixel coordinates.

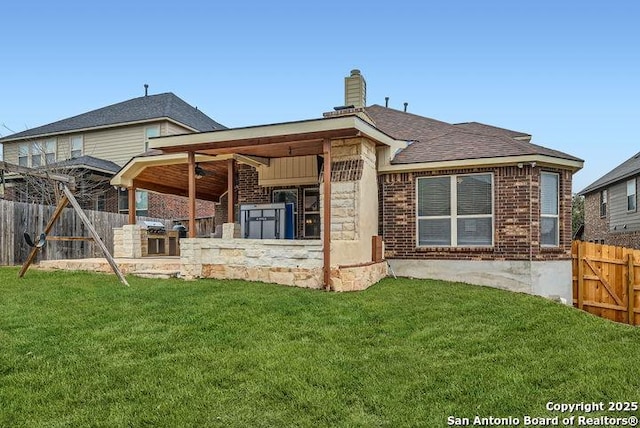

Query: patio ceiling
[111,115,400,201]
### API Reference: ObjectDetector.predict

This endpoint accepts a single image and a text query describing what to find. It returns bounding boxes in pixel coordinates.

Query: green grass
[1,268,640,427]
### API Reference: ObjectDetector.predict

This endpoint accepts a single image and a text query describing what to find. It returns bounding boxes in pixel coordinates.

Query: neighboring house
[0,92,224,218]
[579,152,640,248]
[110,70,583,299]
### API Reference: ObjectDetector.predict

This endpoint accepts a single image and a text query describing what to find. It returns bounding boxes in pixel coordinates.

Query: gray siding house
[580,152,640,247]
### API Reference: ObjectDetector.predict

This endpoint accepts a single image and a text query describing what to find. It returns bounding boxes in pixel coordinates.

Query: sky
[1,0,638,192]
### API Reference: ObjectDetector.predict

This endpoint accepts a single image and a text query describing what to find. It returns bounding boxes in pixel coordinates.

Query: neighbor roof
[364,104,581,164]
[0,93,225,142]
[579,152,640,195]
[47,155,122,174]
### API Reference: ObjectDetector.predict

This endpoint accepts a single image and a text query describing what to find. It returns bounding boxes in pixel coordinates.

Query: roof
[47,155,121,174]
[0,93,225,142]
[579,152,640,195]
[364,104,582,165]
[453,121,531,139]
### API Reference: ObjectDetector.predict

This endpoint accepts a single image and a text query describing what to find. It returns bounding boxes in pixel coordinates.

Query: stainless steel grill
[139,220,166,235]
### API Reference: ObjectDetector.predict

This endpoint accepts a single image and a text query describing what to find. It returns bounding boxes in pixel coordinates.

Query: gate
[572,241,640,325]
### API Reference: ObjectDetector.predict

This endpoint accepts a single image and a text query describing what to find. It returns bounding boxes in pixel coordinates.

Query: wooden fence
[0,199,177,266]
[572,241,640,325]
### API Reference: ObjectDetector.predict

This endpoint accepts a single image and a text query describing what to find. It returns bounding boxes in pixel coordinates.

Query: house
[110,70,583,298]
[579,152,640,248]
[0,91,224,218]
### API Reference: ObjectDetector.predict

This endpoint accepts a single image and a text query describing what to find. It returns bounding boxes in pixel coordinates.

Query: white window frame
[18,143,29,166]
[144,125,161,151]
[43,139,56,164]
[600,189,607,218]
[118,189,148,216]
[415,173,494,248]
[540,171,560,248]
[30,142,42,167]
[303,187,320,238]
[70,135,83,158]
[627,179,637,212]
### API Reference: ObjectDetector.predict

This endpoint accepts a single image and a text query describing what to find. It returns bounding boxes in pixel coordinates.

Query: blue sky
[1,0,638,192]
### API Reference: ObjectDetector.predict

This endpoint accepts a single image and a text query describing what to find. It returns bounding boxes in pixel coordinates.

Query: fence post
[577,242,584,310]
[628,253,635,326]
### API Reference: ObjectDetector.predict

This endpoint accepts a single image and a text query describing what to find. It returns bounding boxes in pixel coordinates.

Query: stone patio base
[199,260,388,291]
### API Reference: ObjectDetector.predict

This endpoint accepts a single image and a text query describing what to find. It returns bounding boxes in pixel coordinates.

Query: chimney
[344,69,366,108]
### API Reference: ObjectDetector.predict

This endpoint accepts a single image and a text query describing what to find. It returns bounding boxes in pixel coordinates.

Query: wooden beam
[0,161,76,189]
[61,185,128,286]
[323,139,331,290]
[227,158,234,223]
[18,194,69,278]
[188,151,196,238]
[45,236,94,241]
[132,179,222,202]
[577,242,584,310]
[128,187,136,225]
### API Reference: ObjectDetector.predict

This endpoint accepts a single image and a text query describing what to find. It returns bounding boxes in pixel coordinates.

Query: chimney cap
[350,69,361,76]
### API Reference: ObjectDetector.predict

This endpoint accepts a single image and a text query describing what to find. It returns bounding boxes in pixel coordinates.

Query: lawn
[1,268,639,427]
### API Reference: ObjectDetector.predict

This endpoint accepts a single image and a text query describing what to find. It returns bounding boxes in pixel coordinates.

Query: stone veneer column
[113,225,145,258]
[321,137,379,266]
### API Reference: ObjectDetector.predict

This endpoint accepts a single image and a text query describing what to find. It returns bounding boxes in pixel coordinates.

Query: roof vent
[403,102,408,112]
[144,84,149,97]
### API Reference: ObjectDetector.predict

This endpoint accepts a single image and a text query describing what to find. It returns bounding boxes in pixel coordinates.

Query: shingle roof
[0,93,226,142]
[578,152,640,195]
[47,155,121,174]
[453,121,531,139]
[364,104,581,164]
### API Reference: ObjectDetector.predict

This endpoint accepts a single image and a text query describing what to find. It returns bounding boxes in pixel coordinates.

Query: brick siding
[583,191,640,248]
[582,192,609,243]
[147,193,215,220]
[380,165,573,261]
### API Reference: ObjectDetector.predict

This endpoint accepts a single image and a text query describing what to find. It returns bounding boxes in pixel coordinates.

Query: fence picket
[573,241,640,326]
[1,199,213,265]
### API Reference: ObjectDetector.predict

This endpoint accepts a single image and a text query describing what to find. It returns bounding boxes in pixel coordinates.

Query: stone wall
[113,225,147,258]
[180,238,324,288]
[321,137,380,266]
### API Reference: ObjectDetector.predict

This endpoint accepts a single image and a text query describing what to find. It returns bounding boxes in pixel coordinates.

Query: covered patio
[111,115,400,290]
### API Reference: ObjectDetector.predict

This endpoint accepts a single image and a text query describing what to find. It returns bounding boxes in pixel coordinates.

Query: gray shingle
[46,155,121,174]
[579,152,640,195]
[364,104,581,164]
[0,93,225,142]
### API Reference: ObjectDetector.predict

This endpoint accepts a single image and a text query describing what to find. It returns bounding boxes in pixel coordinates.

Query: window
[627,179,636,212]
[416,173,493,247]
[540,172,559,247]
[600,190,607,217]
[71,136,83,158]
[144,125,160,151]
[31,143,42,167]
[272,189,298,238]
[43,139,56,164]
[18,143,28,166]
[95,194,106,211]
[303,188,320,238]
[118,189,149,216]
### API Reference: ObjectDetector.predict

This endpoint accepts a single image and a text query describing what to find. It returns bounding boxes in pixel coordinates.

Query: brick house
[111,70,583,298]
[579,152,640,248]
[0,91,224,219]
